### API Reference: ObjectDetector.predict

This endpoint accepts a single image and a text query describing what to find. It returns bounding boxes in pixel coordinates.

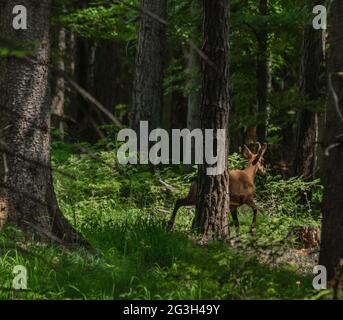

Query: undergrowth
[0,141,329,300]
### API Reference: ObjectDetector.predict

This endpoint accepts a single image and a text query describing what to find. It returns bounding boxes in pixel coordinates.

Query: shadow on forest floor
[0,221,326,300]
[0,143,327,300]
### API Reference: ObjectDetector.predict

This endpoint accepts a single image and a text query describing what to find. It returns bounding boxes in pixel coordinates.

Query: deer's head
[241,142,268,175]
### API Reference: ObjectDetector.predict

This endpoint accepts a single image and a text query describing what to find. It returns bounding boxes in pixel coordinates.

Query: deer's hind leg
[230,205,240,234]
[167,197,195,232]
[167,180,197,232]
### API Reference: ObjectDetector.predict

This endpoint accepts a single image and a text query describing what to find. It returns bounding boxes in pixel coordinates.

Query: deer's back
[188,170,255,205]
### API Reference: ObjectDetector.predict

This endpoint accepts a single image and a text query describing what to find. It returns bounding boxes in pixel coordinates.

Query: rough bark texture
[293,25,323,180]
[256,0,270,142]
[0,0,87,245]
[192,0,230,240]
[319,0,343,281]
[132,0,167,132]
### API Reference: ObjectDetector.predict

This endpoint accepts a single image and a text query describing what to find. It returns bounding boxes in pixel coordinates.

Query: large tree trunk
[192,0,230,240]
[0,0,87,245]
[319,0,343,281]
[132,0,167,133]
[293,23,323,180]
[256,0,270,143]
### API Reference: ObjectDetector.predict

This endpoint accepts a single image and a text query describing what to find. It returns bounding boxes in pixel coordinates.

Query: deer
[167,142,268,234]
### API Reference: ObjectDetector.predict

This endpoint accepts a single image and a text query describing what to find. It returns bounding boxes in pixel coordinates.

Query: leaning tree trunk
[319,0,343,282]
[293,22,324,180]
[132,0,167,133]
[0,0,87,245]
[192,0,230,240]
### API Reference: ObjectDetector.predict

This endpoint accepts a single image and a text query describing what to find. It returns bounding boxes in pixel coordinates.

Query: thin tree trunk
[132,0,167,133]
[192,0,230,240]
[75,37,102,141]
[94,40,131,114]
[52,25,66,140]
[187,1,201,134]
[319,0,343,281]
[256,0,270,143]
[0,0,87,246]
[65,29,78,133]
[293,24,323,180]
[186,42,201,169]
[187,45,201,132]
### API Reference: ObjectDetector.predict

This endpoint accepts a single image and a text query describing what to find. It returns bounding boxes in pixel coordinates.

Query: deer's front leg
[247,199,258,235]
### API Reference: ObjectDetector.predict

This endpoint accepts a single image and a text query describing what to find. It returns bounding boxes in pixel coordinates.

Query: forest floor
[0,141,331,300]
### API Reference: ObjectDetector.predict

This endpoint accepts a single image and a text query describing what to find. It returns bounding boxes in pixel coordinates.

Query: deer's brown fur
[167,143,267,234]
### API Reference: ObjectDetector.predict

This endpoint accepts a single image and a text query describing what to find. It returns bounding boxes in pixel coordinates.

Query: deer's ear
[242,145,253,159]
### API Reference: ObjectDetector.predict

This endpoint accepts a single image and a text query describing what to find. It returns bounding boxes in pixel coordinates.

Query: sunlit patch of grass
[0,142,325,300]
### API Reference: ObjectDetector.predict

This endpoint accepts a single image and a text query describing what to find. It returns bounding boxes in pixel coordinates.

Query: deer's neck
[243,163,258,182]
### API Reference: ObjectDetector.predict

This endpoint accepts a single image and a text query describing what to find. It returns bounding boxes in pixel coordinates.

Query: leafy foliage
[0,143,329,300]
[0,38,34,57]
[56,0,138,41]
[0,0,332,300]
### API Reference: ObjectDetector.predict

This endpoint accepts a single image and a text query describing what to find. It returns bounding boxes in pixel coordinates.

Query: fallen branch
[62,73,123,128]
[159,179,177,191]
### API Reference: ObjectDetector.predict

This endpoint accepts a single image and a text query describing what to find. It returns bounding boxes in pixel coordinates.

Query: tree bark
[132,0,167,133]
[0,0,87,245]
[74,37,102,141]
[192,0,230,240]
[293,24,323,180]
[187,44,201,132]
[186,42,201,168]
[256,0,270,143]
[186,1,201,134]
[319,0,343,281]
[52,24,66,140]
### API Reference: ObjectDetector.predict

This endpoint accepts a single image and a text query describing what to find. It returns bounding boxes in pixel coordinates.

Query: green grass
[0,222,320,300]
[0,141,329,300]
